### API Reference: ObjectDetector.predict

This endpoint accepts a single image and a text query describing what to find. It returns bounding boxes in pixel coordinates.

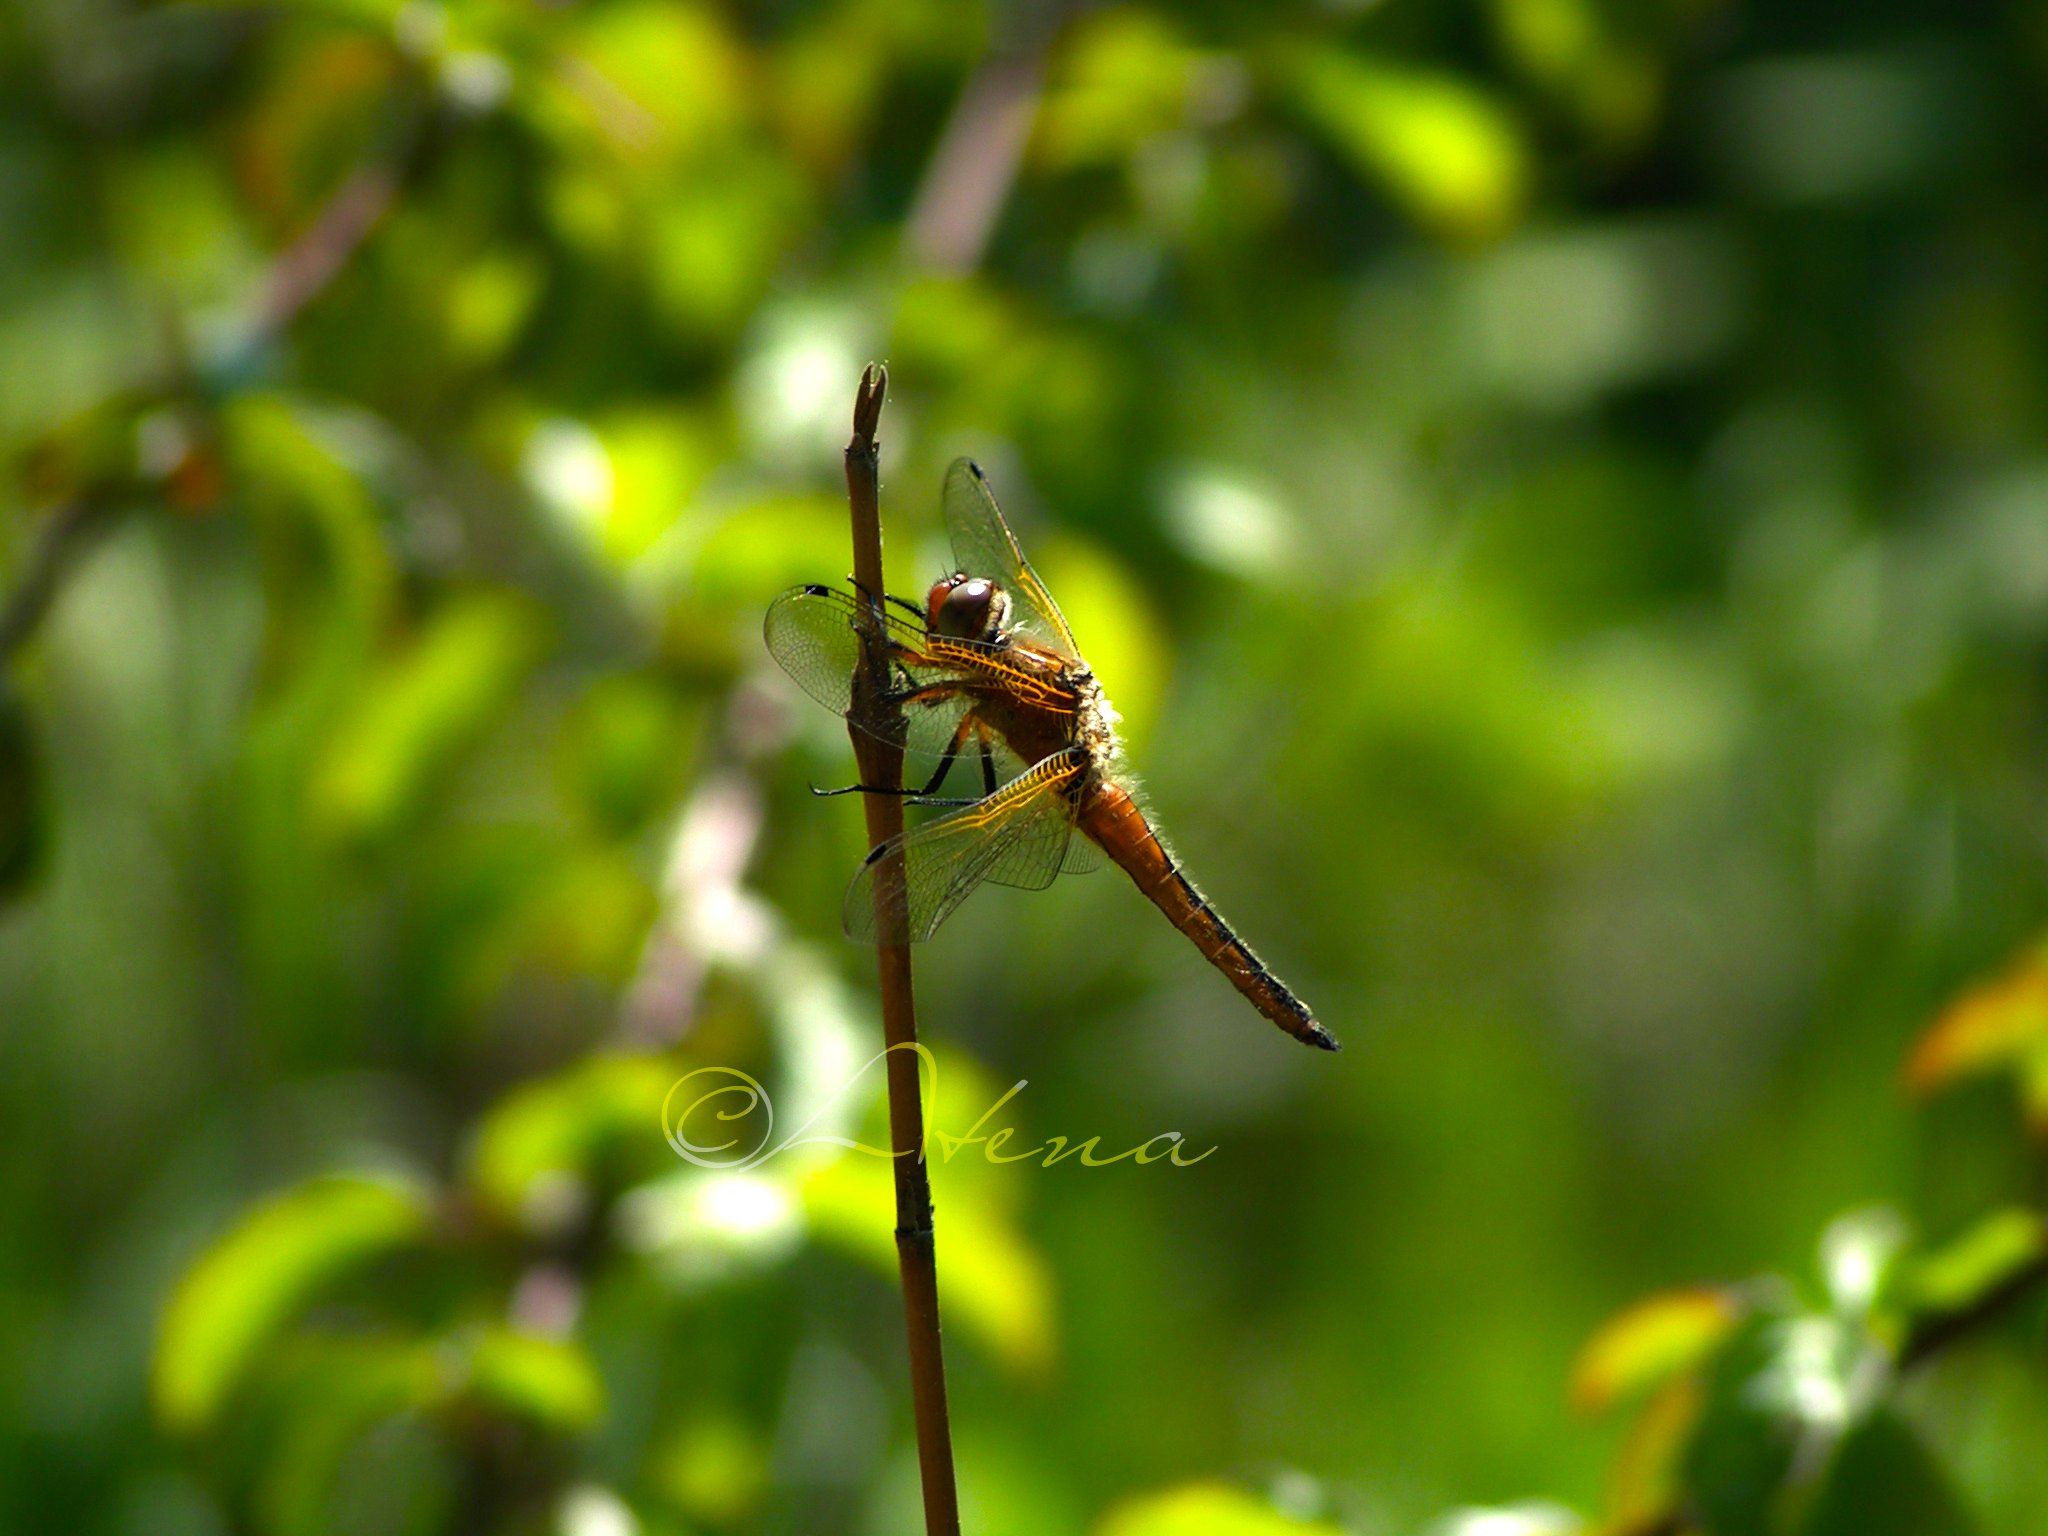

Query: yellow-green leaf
[1097,1483,1346,1536]
[1570,1286,1741,1414]
[1896,1208,2047,1319]
[465,1053,679,1232]
[464,1329,605,1434]
[1904,941,2048,1095]
[1284,48,1530,244]
[250,1336,445,1536]
[801,1152,1055,1377]
[313,589,548,843]
[154,1175,431,1434]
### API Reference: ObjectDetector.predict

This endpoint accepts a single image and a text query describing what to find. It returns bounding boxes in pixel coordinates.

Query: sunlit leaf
[1036,11,1208,171]
[1903,941,2048,1095]
[1034,530,1167,754]
[441,250,544,366]
[1819,1207,1909,1319]
[618,1168,805,1283]
[1423,1504,1582,1536]
[465,1054,680,1233]
[154,1175,432,1434]
[1895,1208,2047,1320]
[312,588,548,843]
[1096,1482,1346,1536]
[1571,1286,1741,1413]
[1604,1379,1702,1527]
[557,673,701,838]
[1283,48,1530,244]
[801,1151,1055,1377]
[687,493,849,610]
[646,156,811,342]
[224,393,396,709]
[648,1410,770,1523]
[533,0,746,169]
[1487,0,1660,147]
[463,1328,605,1434]
[104,145,261,316]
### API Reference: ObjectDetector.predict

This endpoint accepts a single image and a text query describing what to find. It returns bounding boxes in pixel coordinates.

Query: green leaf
[154,1175,432,1435]
[313,589,548,844]
[801,1151,1056,1377]
[1570,1286,1742,1413]
[647,1411,769,1523]
[1283,48,1530,243]
[1679,1314,1803,1536]
[223,393,396,719]
[1035,10,1208,171]
[1426,1505,1583,1536]
[465,1053,680,1232]
[248,1337,448,1536]
[462,1329,605,1434]
[618,1169,805,1283]
[1895,1209,2047,1319]
[1820,1207,1909,1319]
[1096,1482,1347,1536]
[556,673,700,839]
[1801,1409,1981,1536]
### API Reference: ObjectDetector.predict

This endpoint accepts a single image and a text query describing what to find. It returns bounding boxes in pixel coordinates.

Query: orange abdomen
[1077,779,1336,1051]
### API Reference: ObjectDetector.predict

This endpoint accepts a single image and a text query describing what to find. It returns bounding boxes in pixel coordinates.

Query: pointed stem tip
[852,363,888,446]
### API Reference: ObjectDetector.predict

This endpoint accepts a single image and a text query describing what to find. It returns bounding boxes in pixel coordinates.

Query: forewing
[764,584,979,764]
[844,752,1086,944]
[941,458,1078,656]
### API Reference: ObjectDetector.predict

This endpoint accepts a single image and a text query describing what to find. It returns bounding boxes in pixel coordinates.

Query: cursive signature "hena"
[662,1043,1215,1172]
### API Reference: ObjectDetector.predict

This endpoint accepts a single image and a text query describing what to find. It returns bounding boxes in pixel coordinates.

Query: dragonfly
[764,457,1336,1051]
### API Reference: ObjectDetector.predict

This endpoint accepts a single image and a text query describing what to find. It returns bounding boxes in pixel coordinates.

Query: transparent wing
[941,458,1079,657]
[1060,833,1105,875]
[844,751,1087,944]
[763,584,1029,777]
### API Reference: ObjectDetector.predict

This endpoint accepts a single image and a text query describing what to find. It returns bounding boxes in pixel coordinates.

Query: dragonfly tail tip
[1303,1022,1341,1052]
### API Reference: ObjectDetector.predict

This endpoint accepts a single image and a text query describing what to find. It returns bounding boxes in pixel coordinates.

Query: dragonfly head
[926,573,1008,642]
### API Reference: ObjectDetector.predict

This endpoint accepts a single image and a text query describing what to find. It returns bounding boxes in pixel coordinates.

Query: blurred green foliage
[4,0,2048,1533]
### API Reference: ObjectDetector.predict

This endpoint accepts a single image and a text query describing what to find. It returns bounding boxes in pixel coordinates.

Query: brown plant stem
[841,364,961,1536]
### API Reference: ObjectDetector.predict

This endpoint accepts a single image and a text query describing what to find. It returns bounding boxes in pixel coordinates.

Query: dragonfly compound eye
[928,575,1004,640]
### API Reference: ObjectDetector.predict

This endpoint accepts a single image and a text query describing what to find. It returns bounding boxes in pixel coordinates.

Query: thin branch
[251,89,437,348]
[0,90,435,668]
[903,3,1070,273]
[842,365,961,1536]
[0,494,122,665]
[903,51,1046,274]
[254,160,408,339]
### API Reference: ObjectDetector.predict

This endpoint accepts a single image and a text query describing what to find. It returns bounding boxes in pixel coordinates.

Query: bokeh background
[4,0,2048,1533]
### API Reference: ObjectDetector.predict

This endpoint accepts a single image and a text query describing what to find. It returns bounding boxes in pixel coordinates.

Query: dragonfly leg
[811,783,979,806]
[847,576,927,624]
[811,712,982,803]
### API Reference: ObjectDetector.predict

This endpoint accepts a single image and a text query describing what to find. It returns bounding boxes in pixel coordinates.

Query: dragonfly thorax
[927,573,1009,642]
